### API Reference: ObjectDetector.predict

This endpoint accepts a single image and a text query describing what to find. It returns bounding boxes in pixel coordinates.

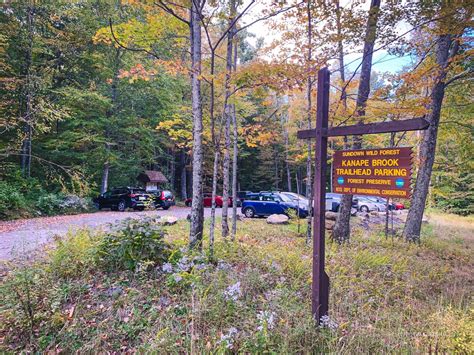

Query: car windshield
[277,194,293,202]
[163,191,173,198]
[282,192,307,201]
[131,189,146,194]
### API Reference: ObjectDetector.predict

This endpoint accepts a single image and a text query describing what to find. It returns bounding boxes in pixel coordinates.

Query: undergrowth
[0,214,472,353]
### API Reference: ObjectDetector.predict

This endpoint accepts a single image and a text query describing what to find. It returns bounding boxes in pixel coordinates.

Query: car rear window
[131,189,147,194]
[163,191,173,198]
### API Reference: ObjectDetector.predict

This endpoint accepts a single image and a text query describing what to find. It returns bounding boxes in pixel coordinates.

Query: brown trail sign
[332,147,414,199]
[297,67,429,325]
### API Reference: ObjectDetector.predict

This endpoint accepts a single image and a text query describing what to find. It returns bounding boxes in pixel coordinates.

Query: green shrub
[47,229,98,279]
[36,193,64,215]
[96,217,171,271]
[0,181,28,219]
[36,193,92,216]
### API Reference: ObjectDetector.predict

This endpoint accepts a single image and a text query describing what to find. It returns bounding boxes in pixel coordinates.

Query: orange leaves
[234,60,304,93]
[118,63,157,83]
[240,124,277,148]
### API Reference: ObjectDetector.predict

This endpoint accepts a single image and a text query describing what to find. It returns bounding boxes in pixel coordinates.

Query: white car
[355,196,387,213]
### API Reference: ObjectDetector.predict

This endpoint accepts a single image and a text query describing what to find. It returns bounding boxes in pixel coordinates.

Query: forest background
[0,0,472,223]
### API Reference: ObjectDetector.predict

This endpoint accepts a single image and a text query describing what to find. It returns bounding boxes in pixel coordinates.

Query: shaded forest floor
[1,212,473,353]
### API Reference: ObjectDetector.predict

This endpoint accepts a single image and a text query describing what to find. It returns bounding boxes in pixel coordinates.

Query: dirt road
[0,207,229,261]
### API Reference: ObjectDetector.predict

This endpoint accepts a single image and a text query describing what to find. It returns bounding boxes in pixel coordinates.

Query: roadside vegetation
[0,171,93,220]
[1,212,472,353]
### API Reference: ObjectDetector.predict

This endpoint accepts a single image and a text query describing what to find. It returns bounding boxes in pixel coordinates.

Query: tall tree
[188,0,205,249]
[332,0,381,244]
[305,0,314,243]
[403,8,472,241]
[221,0,237,239]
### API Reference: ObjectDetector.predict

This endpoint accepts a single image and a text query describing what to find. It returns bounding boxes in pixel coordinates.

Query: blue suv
[241,192,309,218]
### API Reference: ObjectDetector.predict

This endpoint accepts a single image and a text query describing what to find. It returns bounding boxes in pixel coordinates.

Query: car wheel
[185,201,191,207]
[243,207,255,218]
[360,205,369,213]
[163,206,170,210]
[118,200,127,212]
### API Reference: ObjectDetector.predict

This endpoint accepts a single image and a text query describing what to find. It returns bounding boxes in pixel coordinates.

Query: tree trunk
[282,105,292,192]
[189,1,205,250]
[305,0,313,243]
[221,0,236,239]
[209,150,220,255]
[231,36,239,240]
[20,3,34,178]
[101,48,120,194]
[209,46,219,251]
[332,0,380,244]
[180,150,187,200]
[403,34,454,242]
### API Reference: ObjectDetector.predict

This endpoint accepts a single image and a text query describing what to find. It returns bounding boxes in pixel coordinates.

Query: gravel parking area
[0,207,232,261]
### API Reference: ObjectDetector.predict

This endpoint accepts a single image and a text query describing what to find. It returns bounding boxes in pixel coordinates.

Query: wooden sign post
[297,67,430,324]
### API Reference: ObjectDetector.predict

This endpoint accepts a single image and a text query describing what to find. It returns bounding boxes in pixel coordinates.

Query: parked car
[355,196,387,212]
[281,192,310,208]
[237,191,252,207]
[394,201,405,210]
[185,193,233,208]
[326,193,359,215]
[241,192,308,218]
[94,187,150,212]
[149,189,175,210]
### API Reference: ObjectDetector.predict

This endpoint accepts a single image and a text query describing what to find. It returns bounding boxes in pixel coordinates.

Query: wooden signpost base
[298,67,430,324]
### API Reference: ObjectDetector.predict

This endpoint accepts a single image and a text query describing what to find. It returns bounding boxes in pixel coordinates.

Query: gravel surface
[0,207,232,261]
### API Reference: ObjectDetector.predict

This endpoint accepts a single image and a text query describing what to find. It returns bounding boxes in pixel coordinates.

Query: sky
[242,0,414,74]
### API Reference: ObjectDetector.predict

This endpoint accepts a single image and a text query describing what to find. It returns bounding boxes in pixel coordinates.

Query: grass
[0,213,473,353]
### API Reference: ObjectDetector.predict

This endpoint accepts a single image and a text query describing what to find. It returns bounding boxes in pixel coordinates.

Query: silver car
[355,196,387,212]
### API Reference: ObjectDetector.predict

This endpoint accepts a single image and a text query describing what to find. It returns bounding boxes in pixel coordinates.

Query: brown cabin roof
[137,170,168,184]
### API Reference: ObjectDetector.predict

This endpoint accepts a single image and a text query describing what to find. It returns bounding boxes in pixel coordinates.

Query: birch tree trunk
[189,1,205,249]
[209,50,219,253]
[403,34,456,242]
[332,0,380,244]
[231,36,239,240]
[100,48,120,194]
[305,0,313,243]
[20,2,34,177]
[221,0,236,239]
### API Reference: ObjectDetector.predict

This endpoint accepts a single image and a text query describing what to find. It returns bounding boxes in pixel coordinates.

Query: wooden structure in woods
[297,67,430,324]
[137,170,168,192]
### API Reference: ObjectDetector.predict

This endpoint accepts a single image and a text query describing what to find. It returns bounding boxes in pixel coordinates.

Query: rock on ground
[159,216,178,225]
[266,214,289,225]
[325,219,336,230]
[325,211,338,221]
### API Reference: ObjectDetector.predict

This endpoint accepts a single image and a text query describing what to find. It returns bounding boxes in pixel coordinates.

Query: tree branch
[445,68,473,87]
[108,19,161,59]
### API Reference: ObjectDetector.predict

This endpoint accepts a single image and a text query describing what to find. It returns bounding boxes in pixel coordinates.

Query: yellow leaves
[157,116,192,148]
[241,124,277,148]
[93,8,186,50]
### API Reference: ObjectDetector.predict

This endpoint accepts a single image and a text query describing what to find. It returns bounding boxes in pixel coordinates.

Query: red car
[394,202,405,210]
[185,193,233,207]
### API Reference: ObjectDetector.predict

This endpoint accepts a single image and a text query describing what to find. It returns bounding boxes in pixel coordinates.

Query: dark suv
[94,187,150,212]
[150,190,175,210]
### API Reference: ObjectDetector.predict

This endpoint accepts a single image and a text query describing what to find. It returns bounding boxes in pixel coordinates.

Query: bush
[96,217,171,271]
[0,181,29,219]
[36,193,92,216]
[47,229,98,279]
